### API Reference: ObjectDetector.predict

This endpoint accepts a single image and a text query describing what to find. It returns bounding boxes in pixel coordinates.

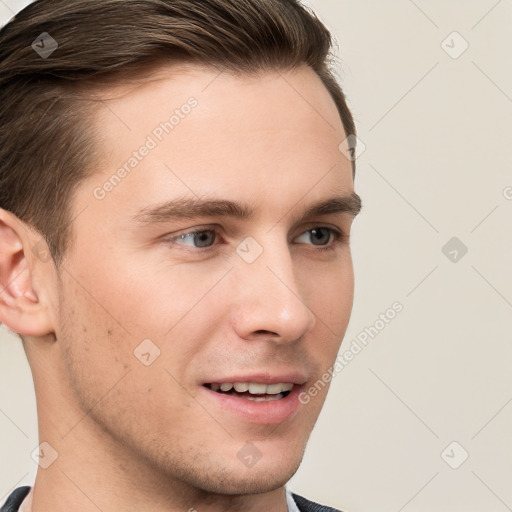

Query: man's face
[54,64,358,494]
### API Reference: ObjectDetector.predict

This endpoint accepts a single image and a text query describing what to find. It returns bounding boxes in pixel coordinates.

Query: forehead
[76,64,353,224]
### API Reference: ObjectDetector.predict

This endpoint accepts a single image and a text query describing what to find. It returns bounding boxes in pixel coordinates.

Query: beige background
[1,1,511,510]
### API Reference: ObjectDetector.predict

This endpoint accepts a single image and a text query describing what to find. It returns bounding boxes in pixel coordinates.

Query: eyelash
[166,226,346,253]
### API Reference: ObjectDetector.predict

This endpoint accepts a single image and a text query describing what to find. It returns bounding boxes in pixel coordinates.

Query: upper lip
[203,372,308,386]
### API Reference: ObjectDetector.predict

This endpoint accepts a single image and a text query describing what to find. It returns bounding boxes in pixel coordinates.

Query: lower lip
[200,384,303,425]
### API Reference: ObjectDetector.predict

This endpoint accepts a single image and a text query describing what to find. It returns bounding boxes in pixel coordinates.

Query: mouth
[200,377,306,424]
[203,382,293,401]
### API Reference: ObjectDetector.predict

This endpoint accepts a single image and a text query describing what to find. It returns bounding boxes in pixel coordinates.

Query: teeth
[212,382,294,394]
[248,383,267,394]
[245,394,283,401]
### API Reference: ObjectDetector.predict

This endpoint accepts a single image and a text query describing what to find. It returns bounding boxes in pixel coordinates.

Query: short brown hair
[0,0,356,266]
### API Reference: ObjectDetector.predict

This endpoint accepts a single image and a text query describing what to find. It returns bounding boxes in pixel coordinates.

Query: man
[0,1,361,510]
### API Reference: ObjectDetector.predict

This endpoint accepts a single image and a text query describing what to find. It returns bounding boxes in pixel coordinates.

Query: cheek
[81,247,230,342]
[57,258,225,408]
[58,290,197,439]
[307,253,354,336]
[58,289,131,416]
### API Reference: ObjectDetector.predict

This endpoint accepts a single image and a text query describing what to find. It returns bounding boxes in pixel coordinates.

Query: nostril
[254,330,278,335]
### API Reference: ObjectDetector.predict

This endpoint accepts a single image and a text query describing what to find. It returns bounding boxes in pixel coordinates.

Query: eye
[294,227,342,248]
[166,226,344,251]
[170,229,217,248]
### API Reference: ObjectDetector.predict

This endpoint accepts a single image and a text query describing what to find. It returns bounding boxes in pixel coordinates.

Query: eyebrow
[132,192,362,225]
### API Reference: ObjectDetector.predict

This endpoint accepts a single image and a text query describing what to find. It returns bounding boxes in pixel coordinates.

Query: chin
[222,444,305,495]
[218,429,310,494]
[165,442,305,496]
[201,459,302,496]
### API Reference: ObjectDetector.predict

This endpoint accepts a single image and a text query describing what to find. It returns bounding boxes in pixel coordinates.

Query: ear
[0,208,55,337]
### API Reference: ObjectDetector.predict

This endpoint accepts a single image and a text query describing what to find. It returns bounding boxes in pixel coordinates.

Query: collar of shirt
[285,487,301,512]
[17,487,32,512]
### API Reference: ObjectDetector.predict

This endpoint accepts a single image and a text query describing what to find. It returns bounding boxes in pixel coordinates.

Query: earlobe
[0,208,53,337]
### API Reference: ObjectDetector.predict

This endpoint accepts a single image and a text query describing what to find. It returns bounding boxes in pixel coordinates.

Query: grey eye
[294,227,334,246]
[175,230,217,248]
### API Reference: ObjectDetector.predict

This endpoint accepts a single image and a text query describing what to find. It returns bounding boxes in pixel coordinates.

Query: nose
[230,237,317,343]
